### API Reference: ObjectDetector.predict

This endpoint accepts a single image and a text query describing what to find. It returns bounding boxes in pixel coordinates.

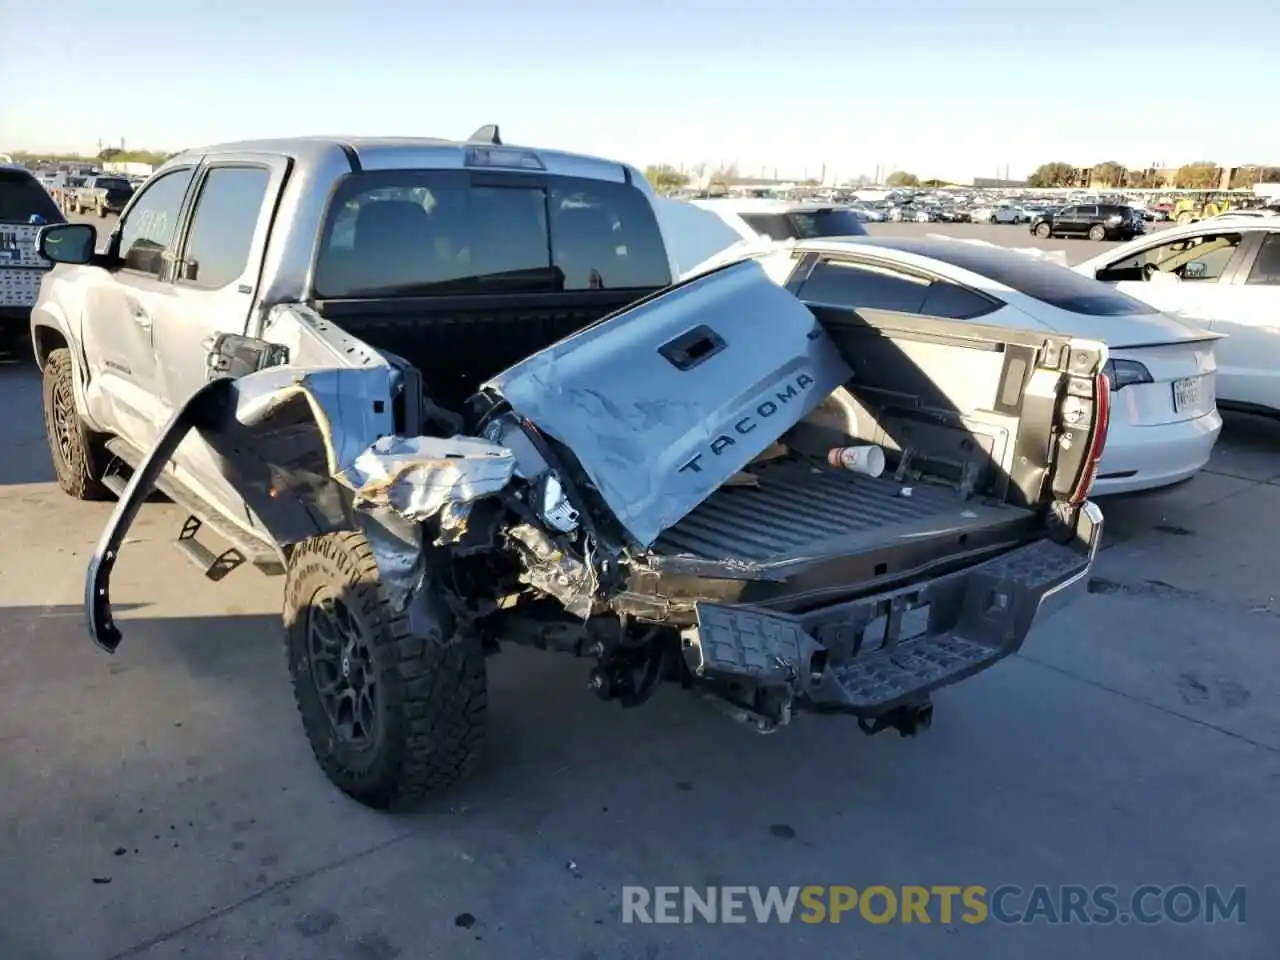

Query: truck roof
[165,134,643,186]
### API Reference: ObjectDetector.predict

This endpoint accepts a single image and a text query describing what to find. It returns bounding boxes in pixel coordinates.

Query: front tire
[1034,222,1052,238]
[42,348,109,500]
[283,532,488,809]
[1088,224,1106,241]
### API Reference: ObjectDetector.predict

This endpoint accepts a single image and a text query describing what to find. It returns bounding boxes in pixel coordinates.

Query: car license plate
[1172,376,1203,413]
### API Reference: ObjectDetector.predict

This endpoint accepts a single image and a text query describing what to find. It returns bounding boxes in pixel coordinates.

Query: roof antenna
[467,124,502,146]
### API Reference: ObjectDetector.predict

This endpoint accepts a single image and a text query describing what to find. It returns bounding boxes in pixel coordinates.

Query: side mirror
[38,223,97,265]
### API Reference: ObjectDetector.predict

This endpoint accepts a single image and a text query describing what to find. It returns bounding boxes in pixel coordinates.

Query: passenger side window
[1246,233,1280,285]
[178,167,271,289]
[800,259,999,319]
[1098,232,1243,283]
[118,168,195,277]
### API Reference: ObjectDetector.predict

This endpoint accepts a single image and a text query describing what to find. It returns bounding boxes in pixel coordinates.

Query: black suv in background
[1029,203,1144,241]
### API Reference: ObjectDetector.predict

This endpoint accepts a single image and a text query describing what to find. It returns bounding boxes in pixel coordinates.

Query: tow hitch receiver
[858,701,934,738]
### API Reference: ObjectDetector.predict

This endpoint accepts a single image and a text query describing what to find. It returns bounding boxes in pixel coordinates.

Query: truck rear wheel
[282,532,488,809]
[42,348,110,500]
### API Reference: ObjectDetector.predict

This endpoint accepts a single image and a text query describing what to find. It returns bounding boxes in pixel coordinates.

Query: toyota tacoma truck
[32,128,1107,809]
[62,174,136,218]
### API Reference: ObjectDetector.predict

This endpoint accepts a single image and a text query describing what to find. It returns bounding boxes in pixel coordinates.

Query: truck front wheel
[42,348,110,500]
[282,532,488,809]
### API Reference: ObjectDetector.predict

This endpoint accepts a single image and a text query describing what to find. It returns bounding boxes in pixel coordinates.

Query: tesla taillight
[1070,372,1111,504]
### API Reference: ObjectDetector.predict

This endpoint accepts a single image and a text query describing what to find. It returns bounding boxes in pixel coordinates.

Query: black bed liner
[654,458,1032,567]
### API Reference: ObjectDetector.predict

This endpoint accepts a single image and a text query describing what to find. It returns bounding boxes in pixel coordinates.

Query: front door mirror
[37,223,96,265]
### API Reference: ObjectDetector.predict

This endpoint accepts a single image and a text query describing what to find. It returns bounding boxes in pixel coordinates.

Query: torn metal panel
[483,259,854,548]
[344,435,516,537]
[507,523,598,620]
[220,361,517,535]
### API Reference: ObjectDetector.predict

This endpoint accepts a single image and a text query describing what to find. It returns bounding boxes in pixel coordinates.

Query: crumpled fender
[85,361,515,653]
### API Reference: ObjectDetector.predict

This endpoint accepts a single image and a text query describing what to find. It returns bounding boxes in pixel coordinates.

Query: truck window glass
[0,169,62,224]
[180,167,271,289]
[313,170,670,298]
[119,168,195,277]
[1245,233,1280,285]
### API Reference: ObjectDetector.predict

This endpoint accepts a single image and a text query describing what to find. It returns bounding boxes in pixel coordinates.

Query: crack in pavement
[1016,653,1280,756]
[105,831,418,960]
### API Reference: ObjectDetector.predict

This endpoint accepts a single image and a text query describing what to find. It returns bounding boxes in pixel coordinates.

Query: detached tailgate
[484,259,854,546]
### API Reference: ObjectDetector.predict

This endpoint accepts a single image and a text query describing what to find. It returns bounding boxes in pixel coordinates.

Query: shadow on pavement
[0,358,55,486]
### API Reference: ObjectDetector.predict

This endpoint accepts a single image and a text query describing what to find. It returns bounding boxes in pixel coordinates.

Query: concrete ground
[1,221,1277,959]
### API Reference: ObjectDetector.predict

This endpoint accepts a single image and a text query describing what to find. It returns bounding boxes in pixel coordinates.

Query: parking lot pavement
[3,243,1278,960]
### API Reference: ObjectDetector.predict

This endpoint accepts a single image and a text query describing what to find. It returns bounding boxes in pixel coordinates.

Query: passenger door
[80,166,197,451]
[150,156,288,516]
[1054,206,1080,235]
[1092,229,1256,404]
[1199,231,1280,410]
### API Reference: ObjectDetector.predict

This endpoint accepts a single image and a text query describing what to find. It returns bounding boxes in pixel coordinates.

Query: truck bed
[652,457,1036,578]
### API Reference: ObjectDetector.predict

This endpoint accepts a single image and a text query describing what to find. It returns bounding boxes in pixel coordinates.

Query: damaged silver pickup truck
[32,130,1107,808]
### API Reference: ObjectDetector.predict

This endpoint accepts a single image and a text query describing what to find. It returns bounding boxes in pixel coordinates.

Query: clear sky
[2,1,1277,181]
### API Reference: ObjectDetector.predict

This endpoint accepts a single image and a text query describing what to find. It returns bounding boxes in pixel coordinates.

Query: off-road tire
[1088,224,1106,241]
[42,348,110,500]
[283,531,488,809]
[1034,222,1052,238]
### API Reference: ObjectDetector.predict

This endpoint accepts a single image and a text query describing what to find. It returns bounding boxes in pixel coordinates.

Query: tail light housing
[1069,372,1111,504]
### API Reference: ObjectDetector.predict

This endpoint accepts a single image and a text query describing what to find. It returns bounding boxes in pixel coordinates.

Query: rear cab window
[0,169,63,224]
[313,170,671,298]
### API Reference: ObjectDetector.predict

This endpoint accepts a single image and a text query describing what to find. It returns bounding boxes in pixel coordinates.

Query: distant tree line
[1027,161,1280,190]
[640,159,1280,196]
[10,147,177,167]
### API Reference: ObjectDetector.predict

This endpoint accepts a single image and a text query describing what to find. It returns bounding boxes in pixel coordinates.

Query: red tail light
[1069,372,1111,504]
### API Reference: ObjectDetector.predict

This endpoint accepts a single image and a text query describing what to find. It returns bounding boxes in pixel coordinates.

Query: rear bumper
[681,502,1102,718]
[1093,410,1221,495]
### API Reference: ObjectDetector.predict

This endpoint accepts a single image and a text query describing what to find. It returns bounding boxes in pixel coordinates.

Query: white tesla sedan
[680,236,1223,495]
[1074,215,1280,416]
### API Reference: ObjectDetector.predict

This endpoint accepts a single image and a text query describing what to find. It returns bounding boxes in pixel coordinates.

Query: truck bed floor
[654,458,1031,565]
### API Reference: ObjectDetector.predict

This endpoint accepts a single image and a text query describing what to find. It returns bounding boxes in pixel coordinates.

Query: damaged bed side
[85,301,524,653]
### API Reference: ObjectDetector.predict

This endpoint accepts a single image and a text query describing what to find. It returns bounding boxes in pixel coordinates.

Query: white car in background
[1075,216,1280,415]
[686,236,1223,495]
[971,204,1022,224]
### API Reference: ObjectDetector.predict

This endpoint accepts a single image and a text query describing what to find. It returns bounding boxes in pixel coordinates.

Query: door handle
[133,309,152,330]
